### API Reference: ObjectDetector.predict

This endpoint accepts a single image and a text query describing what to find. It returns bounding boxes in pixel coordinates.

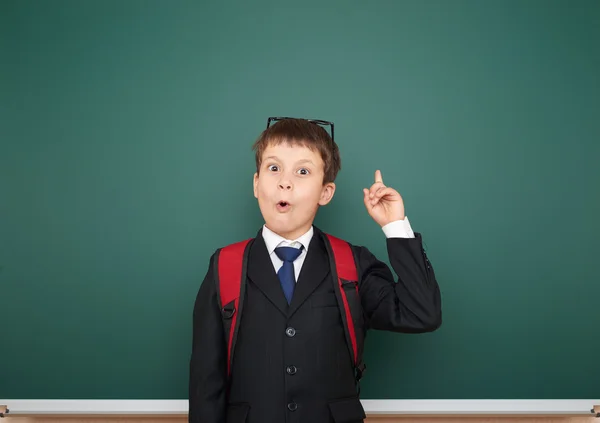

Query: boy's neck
[264,224,313,242]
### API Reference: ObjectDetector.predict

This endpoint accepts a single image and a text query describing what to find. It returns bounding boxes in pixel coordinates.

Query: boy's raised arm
[189,253,228,423]
[358,170,442,332]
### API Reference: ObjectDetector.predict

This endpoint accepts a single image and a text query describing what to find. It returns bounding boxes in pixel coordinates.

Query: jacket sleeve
[189,252,227,423]
[356,233,442,333]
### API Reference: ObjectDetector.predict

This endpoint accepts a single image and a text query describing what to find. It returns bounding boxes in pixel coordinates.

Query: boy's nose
[278,181,292,190]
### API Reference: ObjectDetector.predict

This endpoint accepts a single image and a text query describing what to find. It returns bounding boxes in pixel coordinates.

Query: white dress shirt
[261,216,415,281]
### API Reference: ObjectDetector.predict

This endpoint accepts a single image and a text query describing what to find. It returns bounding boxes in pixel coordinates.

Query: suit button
[286,365,297,375]
[287,402,297,411]
[285,327,296,337]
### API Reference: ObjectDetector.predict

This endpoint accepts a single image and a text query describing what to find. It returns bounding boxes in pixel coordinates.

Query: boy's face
[253,141,335,240]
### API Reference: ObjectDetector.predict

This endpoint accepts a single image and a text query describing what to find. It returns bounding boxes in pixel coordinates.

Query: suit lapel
[288,229,330,317]
[246,230,289,316]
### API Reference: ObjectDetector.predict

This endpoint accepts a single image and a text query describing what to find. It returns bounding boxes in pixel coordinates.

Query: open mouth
[277,201,291,212]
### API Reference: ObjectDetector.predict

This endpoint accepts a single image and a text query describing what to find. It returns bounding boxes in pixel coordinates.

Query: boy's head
[252,117,341,240]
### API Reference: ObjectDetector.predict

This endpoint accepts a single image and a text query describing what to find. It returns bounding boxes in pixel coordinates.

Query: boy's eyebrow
[264,156,315,166]
[296,159,315,165]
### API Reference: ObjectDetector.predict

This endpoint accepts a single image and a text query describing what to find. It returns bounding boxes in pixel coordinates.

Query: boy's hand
[363,170,405,227]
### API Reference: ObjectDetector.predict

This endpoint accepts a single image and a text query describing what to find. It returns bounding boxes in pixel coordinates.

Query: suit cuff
[382,216,415,238]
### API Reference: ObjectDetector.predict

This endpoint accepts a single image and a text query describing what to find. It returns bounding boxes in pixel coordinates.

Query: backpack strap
[323,233,366,387]
[215,238,252,376]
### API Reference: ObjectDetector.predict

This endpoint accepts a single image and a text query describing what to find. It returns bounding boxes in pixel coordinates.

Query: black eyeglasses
[266,116,334,142]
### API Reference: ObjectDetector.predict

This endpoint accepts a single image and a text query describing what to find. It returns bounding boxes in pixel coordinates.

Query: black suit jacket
[189,226,441,423]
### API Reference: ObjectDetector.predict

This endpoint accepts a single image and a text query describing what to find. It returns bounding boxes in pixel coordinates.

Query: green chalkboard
[1,0,599,400]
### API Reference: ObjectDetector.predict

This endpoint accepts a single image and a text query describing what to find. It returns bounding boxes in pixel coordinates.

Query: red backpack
[215,232,366,389]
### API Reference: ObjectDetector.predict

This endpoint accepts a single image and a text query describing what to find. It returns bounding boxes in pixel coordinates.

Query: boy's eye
[268,165,279,172]
[297,168,309,175]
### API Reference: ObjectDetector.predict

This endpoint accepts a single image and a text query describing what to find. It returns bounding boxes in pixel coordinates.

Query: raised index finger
[375,170,383,184]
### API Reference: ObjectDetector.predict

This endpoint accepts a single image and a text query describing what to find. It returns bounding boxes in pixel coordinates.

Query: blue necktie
[275,246,303,304]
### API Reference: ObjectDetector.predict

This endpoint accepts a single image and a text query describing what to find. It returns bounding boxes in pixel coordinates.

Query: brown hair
[252,118,341,183]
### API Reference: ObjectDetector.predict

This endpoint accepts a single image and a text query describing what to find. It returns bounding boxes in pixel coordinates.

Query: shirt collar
[262,225,314,255]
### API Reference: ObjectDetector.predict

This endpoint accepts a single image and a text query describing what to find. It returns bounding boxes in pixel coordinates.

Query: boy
[189,117,442,423]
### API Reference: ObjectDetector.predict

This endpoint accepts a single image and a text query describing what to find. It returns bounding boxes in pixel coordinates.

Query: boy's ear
[318,182,336,206]
[253,172,258,199]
